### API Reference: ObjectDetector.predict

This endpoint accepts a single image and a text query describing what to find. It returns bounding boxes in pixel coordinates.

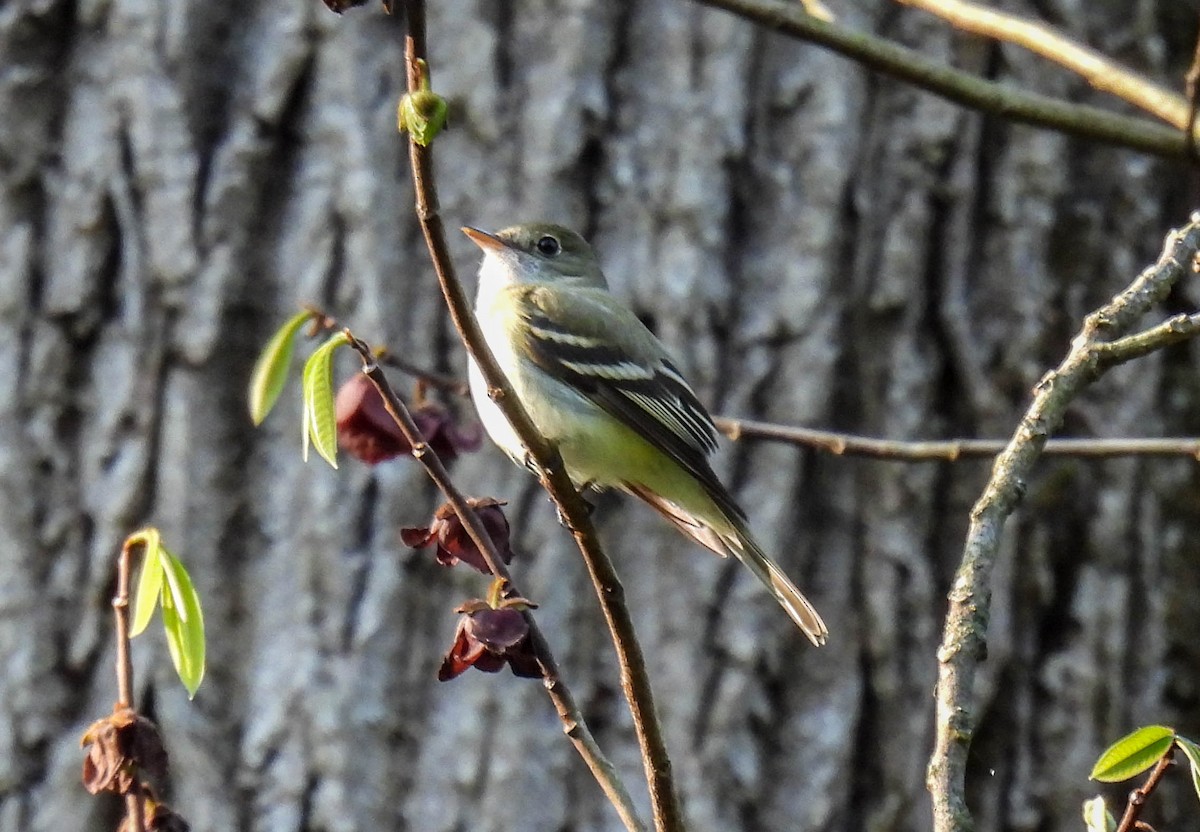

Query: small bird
[462,222,828,646]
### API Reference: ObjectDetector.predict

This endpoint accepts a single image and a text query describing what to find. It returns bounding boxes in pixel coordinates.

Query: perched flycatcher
[462,223,828,646]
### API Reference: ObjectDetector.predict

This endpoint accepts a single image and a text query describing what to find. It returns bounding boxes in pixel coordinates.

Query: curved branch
[399,3,684,830]
[690,0,1191,158]
[896,0,1189,129]
[926,214,1200,832]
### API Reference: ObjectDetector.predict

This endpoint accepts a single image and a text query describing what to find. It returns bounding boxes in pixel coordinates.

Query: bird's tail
[725,530,828,646]
[626,485,828,646]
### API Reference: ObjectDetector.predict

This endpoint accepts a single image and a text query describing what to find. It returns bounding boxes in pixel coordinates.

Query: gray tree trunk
[1,0,1197,830]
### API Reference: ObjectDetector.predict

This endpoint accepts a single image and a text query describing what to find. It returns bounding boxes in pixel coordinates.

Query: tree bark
[1,0,1197,830]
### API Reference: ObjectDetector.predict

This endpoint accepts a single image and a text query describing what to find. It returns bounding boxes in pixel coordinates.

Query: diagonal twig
[895,0,1190,129]
[690,0,1191,159]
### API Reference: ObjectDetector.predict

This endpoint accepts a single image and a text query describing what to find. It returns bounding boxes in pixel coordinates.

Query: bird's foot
[554,493,595,527]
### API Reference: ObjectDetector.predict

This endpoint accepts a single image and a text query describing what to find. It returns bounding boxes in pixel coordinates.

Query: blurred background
[2,0,1200,829]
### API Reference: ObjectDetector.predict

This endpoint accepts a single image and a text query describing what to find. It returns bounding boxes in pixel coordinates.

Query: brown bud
[438,607,541,681]
[81,707,168,795]
[401,498,514,575]
[335,375,481,465]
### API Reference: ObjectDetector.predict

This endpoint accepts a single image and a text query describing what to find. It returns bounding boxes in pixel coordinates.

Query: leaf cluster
[128,529,207,698]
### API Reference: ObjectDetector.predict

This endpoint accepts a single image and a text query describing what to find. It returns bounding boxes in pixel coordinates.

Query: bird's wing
[517,286,744,521]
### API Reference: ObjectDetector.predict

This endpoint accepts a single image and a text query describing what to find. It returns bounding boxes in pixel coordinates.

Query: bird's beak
[462,226,508,252]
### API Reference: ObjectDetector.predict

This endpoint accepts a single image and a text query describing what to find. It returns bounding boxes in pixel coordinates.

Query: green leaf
[158,548,206,698]
[398,91,449,147]
[1081,796,1116,832]
[301,331,348,469]
[130,530,164,637]
[1091,725,1175,782]
[396,58,448,147]
[248,310,313,426]
[1176,736,1200,807]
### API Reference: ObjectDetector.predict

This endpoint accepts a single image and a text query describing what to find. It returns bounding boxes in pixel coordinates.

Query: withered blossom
[335,374,481,465]
[439,606,541,681]
[81,707,168,795]
[401,498,514,575]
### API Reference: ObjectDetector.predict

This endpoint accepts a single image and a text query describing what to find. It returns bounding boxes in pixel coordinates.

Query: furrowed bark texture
[1,1,1198,830]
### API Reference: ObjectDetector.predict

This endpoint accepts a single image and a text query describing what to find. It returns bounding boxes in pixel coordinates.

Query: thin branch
[314,328,1200,462]
[115,543,136,709]
[378,351,470,397]
[1114,747,1175,832]
[309,318,1200,464]
[114,541,146,832]
[689,0,1191,159]
[398,3,684,830]
[303,304,470,397]
[896,0,1189,129]
[342,335,647,832]
[1094,312,1200,363]
[926,214,1200,832]
[713,417,1200,461]
[314,318,1200,463]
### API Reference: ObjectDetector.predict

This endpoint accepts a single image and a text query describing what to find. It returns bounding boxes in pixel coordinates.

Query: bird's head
[462,222,608,289]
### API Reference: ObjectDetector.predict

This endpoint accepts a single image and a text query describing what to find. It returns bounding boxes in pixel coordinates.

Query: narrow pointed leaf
[1090,725,1175,782]
[1176,736,1200,806]
[159,549,206,698]
[130,531,164,637]
[249,310,314,425]
[301,332,349,469]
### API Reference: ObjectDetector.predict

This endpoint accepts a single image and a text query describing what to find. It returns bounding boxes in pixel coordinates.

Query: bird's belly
[469,354,647,489]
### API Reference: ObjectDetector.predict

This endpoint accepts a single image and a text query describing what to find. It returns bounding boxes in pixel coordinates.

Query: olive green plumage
[464,222,827,646]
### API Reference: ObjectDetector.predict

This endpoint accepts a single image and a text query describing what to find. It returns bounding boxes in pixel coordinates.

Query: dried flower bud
[335,374,480,465]
[81,707,168,795]
[401,498,513,574]
[438,607,541,681]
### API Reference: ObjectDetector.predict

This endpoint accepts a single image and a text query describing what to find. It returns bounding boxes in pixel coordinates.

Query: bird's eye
[535,235,561,256]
